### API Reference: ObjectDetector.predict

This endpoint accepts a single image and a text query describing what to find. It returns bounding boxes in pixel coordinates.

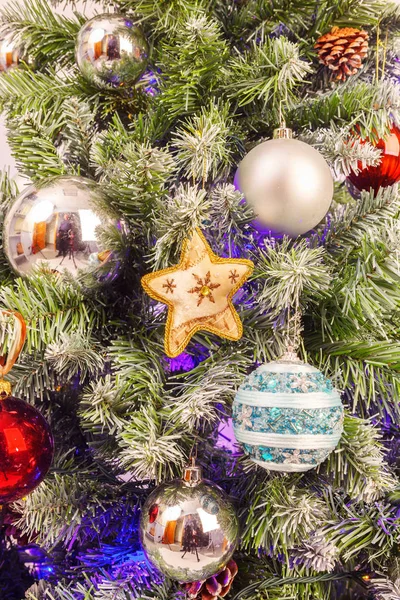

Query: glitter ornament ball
[232,353,344,472]
[76,14,149,88]
[140,463,239,582]
[347,125,400,194]
[235,127,334,236]
[0,396,54,503]
[4,176,122,283]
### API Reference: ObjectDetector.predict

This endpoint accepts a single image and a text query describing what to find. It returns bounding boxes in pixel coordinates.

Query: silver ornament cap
[182,460,203,487]
[140,463,239,582]
[273,125,293,139]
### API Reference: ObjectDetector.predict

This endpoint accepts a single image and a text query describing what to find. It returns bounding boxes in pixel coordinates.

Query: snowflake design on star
[162,278,176,294]
[229,269,240,284]
[188,271,221,306]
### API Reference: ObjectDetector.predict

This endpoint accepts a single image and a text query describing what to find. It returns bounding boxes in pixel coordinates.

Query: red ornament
[0,396,54,503]
[347,125,400,194]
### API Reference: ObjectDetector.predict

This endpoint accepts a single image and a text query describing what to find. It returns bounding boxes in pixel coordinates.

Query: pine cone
[185,560,239,600]
[314,26,369,81]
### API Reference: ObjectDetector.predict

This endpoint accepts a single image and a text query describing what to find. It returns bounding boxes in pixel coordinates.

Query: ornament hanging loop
[281,295,303,363]
[275,101,293,139]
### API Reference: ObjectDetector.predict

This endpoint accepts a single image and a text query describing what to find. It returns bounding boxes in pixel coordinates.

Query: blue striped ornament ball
[232,356,344,472]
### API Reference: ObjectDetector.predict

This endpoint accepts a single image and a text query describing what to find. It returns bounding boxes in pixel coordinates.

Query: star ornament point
[141,229,254,357]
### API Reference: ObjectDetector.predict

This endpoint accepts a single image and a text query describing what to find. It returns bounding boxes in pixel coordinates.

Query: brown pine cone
[185,560,239,600]
[314,26,369,81]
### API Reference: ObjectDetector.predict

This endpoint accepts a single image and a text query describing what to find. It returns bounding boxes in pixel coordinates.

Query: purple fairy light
[167,351,198,373]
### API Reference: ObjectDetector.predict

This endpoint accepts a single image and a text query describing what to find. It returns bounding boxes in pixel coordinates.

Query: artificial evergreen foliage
[0,0,399,599]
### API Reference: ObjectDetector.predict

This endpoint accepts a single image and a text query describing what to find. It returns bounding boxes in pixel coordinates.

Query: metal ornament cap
[0,380,12,397]
[182,464,203,487]
[273,126,293,139]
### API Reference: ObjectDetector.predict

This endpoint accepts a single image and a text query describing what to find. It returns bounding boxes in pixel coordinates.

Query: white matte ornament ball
[232,353,344,472]
[76,14,149,88]
[235,129,334,236]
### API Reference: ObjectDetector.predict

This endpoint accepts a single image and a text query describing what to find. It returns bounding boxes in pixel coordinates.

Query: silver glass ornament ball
[4,176,121,283]
[0,35,21,72]
[76,13,149,88]
[235,127,334,236]
[140,463,239,582]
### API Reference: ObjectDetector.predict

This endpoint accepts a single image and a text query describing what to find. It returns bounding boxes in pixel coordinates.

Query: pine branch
[116,406,189,481]
[59,97,97,176]
[369,578,400,600]
[119,0,210,33]
[323,414,396,502]
[291,532,339,573]
[315,352,400,420]
[0,275,103,355]
[150,184,211,268]
[45,332,104,382]
[0,68,75,115]
[172,100,240,183]
[13,474,107,547]
[325,187,400,257]
[325,501,400,562]
[254,239,331,314]
[241,476,331,553]
[158,12,229,118]
[301,126,382,178]
[209,183,254,235]
[92,128,176,223]
[167,354,247,432]
[109,335,166,406]
[79,375,138,436]
[223,36,312,111]
[6,110,67,179]
[291,80,399,142]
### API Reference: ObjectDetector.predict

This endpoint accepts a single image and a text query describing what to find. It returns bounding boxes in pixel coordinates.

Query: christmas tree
[0,0,399,599]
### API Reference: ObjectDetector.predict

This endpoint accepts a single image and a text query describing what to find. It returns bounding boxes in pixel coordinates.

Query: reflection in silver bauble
[140,465,239,582]
[76,14,149,88]
[235,136,334,236]
[0,35,21,72]
[4,176,121,283]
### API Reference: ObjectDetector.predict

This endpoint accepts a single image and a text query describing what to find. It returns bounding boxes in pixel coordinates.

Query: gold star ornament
[142,229,254,357]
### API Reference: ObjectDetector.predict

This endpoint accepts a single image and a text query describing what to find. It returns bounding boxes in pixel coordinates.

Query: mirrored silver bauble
[0,35,22,72]
[4,176,121,283]
[140,464,239,582]
[76,14,149,88]
[235,128,334,236]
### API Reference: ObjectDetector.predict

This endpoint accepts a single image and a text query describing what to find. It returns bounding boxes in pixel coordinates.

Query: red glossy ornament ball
[0,396,54,503]
[347,126,400,194]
